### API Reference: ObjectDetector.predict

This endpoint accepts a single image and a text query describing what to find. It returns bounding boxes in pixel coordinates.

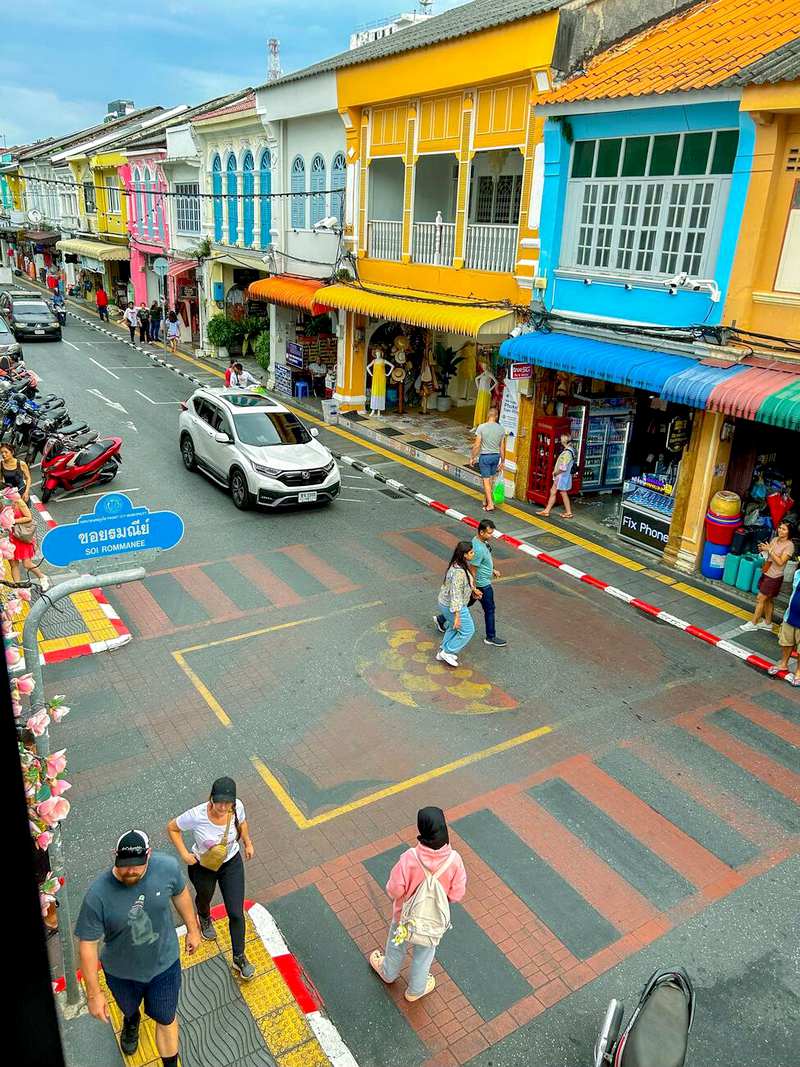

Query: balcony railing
[465,223,518,273]
[412,216,455,266]
[368,219,402,262]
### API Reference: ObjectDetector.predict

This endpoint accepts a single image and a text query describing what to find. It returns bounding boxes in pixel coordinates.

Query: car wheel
[230,467,251,510]
[180,433,197,471]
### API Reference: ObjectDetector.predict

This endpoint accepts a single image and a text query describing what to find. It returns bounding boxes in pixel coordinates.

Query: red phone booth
[527,415,572,505]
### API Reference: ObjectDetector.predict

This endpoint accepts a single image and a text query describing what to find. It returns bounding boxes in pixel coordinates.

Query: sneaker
[436,650,459,668]
[39,575,51,592]
[768,665,782,676]
[739,622,758,632]
[405,975,436,1002]
[198,914,217,941]
[120,1014,141,1056]
[757,620,774,631]
[433,615,445,634]
[484,636,508,647]
[787,672,800,687]
[233,953,255,980]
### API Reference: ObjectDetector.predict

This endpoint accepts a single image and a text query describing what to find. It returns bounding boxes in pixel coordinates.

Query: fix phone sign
[619,503,670,554]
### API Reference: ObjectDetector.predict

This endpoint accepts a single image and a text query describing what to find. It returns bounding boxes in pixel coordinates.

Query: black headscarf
[417,806,449,850]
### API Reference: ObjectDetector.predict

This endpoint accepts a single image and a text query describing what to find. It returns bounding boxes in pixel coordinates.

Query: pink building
[119,154,170,308]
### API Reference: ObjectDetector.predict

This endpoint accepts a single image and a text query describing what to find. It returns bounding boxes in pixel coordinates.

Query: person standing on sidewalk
[149,301,162,342]
[742,521,794,632]
[470,406,506,512]
[123,303,138,342]
[95,285,110,321]
[436,519,506,647]
[370,807,466,1003]
[137,303,150,344]
[435,540,476,668]
[166,776,256,980]
[75,830,201,1066]
[166,311,181,354]
[769,567,800,685]
[538,432,575,519]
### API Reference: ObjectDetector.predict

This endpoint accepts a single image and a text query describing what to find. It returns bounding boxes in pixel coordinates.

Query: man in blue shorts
[471,406,507,511]
[76,830,201,1065]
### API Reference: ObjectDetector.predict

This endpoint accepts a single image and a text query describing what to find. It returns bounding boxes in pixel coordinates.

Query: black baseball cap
[115,830,150,867]
[210,776,237,803]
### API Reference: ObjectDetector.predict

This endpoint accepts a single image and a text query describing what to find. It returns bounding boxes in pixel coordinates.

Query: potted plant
[254,330,270,374]
[206,313,237,359]
[238,315,267,357]
[434,342,464,412]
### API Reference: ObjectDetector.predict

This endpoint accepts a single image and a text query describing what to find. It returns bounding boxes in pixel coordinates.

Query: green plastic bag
[493,480,505,506]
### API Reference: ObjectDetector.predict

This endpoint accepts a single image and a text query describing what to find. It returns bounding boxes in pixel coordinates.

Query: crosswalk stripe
[381,530,447,573]
[230,554,304,608]
[278,544,360,595]
[173,566,239,619]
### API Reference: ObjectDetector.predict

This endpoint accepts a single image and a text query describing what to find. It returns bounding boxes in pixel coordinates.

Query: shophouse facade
[501,0,800,572]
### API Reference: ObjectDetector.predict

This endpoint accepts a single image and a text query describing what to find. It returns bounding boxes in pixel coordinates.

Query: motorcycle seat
[622,983,689,1067]
[75,442,108,465]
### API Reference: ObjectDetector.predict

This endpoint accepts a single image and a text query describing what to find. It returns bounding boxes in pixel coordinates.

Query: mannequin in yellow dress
[366,348,394,416]
[472,365,498,429]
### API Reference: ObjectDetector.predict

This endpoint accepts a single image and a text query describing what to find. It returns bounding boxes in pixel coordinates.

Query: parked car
[0,290,62,341]
[178,388,340,510]
[0,314,22,362]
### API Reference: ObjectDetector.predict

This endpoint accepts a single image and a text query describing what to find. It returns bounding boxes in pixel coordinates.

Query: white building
[349,9,433,50]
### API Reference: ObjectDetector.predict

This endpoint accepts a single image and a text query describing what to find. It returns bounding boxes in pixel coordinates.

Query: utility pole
[22,569,145,1009]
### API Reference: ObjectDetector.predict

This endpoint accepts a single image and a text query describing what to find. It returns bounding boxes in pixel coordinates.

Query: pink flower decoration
[2,486,20,502]
[0,506,14,530]
[49,703,70,723]
[16,673,35,695]
[49,779,71,797]
[46,750,67,777]
[37,795,70,824]
[5,646,20,667]
[26,709,50,737]
[17,587,31,603]
[0,540,15,560]
[36,831,53,850]
[2,620,13,635]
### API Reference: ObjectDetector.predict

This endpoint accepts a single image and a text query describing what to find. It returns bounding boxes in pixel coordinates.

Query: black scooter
[594,968,695,1067]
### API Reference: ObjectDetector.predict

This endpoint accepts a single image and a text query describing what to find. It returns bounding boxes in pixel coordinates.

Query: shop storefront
[166,260,201,345]
[56,238,130,307]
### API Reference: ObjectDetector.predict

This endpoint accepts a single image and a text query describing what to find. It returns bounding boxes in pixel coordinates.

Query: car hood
[238,439,334,471]
[16,312,55,323]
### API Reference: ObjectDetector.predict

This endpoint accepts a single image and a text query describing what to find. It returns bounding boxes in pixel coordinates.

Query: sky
[0,0,468,147]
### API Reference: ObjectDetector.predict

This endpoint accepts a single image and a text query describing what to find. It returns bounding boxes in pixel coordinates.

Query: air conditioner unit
[10,210,26,225]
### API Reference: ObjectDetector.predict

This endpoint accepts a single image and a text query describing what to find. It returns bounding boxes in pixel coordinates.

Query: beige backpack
[398,851,456,948]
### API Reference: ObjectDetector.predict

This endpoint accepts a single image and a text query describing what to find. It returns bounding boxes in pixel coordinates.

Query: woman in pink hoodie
[370,807,467,1002]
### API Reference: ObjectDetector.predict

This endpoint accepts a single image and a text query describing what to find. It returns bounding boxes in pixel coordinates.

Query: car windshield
[232,412,312,447]
[0,320,11,337]
[14,302,50,315]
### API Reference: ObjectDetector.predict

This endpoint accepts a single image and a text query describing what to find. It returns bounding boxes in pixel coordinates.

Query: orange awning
[247,275,329,315]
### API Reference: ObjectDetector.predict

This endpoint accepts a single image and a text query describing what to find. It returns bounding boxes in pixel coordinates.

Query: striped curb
[333,452,796,687]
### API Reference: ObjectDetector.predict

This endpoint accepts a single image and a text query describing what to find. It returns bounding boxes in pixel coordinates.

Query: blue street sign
[41,493,184,567]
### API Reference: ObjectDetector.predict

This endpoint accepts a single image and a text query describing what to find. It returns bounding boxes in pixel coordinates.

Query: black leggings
[188,851,245,956]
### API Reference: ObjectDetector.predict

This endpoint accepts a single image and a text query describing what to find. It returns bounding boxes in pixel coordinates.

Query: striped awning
[316,282,516,339]
[167,258,196,279]
[55,238,129,262]
[706,366,800,431]
[248,275,329,315]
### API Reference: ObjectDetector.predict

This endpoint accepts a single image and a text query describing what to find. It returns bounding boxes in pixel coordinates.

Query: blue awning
[659,362,748,408]
[500,331,694,393]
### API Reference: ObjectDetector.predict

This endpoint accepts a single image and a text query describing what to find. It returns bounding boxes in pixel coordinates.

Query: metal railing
[367,219,402,262]
[412,215,455,266]
[465,222,519,273]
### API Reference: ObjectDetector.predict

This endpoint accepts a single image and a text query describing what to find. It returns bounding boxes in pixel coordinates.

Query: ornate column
[452,93,475,270]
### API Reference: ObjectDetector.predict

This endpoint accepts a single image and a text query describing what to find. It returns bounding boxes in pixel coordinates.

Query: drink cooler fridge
[569,405,634,491]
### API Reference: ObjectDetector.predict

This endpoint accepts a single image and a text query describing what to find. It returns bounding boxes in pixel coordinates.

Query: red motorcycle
[40,431,123,502]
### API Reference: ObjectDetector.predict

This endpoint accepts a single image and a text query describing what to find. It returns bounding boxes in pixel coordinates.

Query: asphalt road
[13,308,799,1067]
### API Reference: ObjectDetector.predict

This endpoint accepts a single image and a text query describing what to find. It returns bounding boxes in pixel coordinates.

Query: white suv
[179,389,340,510]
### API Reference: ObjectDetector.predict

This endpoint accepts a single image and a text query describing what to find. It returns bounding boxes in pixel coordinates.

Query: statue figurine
[472,365,498,429]
[415,347,438,415]
[366,347,394,417]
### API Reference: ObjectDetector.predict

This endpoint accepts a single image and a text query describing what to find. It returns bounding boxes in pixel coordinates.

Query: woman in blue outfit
[435,540,476,668]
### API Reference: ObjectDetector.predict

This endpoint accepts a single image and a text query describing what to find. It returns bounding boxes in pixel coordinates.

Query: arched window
[242,151,255,246]
[155,169,165,240]
[226,154,238,244]
[291,155,306,229]
[133,168,144,235]
[310,154,326,226]
[330,152,346,226]
[143,167,153,236]
[259,149,272,249]
[211,155,223,241]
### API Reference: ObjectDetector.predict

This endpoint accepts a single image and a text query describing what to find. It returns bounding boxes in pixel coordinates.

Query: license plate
[298,491,318,503]
[35,329,45,335]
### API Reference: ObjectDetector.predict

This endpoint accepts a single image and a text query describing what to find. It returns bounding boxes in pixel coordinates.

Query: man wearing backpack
[370,807,467,1002]
[538,431,576,519]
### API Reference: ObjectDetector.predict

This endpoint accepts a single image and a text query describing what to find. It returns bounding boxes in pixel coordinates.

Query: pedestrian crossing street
[265,691,800,1066]
[106,522,530,641]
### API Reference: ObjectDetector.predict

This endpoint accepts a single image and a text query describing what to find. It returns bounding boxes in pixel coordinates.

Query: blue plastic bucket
[701,540,729,580]
[736,554,757,592]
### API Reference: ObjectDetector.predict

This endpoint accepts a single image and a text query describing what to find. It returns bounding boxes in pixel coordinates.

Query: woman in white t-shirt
[167,776,255,979]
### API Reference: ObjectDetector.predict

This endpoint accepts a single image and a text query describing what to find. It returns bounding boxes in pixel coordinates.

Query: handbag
[197,810,233,871]
[13,520,36,543]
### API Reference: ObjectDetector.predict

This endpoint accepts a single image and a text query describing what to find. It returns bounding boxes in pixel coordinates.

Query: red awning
[247,275,329,315]
[706,365,800,422]
[167,259,197,279]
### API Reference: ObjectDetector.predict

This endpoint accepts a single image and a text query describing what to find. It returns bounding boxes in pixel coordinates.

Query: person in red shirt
[224,356,237,387]
[95,286,110,322]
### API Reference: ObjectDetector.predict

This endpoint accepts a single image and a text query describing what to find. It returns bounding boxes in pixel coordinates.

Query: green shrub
[206,313,238,350]
[254,331,271,372]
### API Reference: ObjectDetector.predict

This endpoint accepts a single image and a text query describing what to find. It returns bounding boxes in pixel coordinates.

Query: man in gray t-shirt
[471,406,507,511]
[75,830,201,1066]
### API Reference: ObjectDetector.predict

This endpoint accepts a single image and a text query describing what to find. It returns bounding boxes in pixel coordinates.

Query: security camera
[583,277,592,286]
[313,216,340,232]
[665,271,688,289]
[624,283,633,291]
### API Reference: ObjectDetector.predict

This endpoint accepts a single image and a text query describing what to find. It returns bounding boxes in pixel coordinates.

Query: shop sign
[666,414,691,453]
[178,284,197,299]
[499,379,519,437]
[509,362,534,380]
[619,503,671,554]
[286,341,304,369]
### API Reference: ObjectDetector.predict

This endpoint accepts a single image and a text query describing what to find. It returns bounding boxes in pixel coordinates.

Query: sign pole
[22,569,145,1008]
